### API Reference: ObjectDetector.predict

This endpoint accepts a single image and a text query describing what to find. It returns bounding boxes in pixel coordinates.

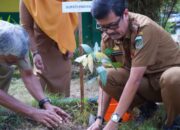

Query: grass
[119,105,166,130]
[0,77,167,130]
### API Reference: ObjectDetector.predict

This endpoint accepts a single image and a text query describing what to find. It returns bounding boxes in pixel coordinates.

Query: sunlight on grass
[9,78,34,105]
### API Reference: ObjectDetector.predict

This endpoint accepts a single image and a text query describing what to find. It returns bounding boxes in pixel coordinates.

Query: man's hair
[0,20,29,58]
[91,0,127,20]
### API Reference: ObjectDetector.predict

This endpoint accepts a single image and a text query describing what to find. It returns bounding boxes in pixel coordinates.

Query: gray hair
[0,20,29,58]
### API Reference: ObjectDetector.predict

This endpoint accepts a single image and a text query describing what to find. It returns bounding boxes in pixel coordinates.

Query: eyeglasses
[96,17,121,32]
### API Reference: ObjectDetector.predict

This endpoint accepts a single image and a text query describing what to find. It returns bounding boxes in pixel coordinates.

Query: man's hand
[101,32,116,51]
[103,120,119,130]
[67,51,74,59]
[33,54,44,71]
[87,119,103,130]
[30,108,63,128]
[43,103,71,123]
[102,32,110,42]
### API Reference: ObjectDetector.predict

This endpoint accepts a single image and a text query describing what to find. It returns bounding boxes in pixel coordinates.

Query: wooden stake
[78,12,84,112]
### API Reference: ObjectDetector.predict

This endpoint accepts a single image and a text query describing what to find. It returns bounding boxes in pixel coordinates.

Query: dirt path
[9,77,99,103]
[70,78,99,98]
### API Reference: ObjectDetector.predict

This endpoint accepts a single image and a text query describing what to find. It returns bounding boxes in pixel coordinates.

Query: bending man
[0,20,70,128]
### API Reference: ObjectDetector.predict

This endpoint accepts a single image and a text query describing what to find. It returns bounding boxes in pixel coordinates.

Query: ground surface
[0,65,166,130]
[9,76,99,104]
[1,70,99,130]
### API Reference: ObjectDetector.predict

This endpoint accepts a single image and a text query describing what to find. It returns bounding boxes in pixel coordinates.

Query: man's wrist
[95,116,104,124]
[43,102,52,109]
[25,107,37,117]
[39,97,51,109]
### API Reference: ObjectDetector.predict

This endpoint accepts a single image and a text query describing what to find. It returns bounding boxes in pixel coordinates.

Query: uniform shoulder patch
[135,35,143,50]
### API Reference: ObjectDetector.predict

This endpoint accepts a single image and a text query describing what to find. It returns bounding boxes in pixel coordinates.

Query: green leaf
[95,52,108,62]
[7,15,11,22]
[104,48,113,56]
[101,58,113,67]
[96,66,107,86]
[112,62,123,68]
[81,44,93,54]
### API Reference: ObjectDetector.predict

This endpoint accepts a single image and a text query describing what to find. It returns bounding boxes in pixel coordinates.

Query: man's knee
[160,67,180,89]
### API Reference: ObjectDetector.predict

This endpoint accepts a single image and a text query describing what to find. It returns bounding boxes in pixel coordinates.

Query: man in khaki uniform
[101,31,158,119]
[88,0,180,130]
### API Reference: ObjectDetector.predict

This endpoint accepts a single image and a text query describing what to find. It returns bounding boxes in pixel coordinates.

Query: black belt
[111,51,124,56]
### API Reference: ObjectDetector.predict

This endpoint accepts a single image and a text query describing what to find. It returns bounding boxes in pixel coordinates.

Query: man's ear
[123,8,129,20]
[124,8,129,16]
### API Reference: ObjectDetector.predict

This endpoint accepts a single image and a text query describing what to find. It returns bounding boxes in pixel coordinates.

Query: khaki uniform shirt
[101,12,180,74]
[130,12,180,74]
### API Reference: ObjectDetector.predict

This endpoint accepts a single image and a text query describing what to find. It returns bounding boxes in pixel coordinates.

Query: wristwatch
[39,97,51,109]
[111,113,122,123]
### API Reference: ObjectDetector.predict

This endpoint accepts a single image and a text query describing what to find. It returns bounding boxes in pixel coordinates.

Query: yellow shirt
[23,0,78,54]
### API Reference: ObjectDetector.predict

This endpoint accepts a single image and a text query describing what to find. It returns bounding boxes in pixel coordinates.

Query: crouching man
[88,0,180,130]
[0,20,70,128]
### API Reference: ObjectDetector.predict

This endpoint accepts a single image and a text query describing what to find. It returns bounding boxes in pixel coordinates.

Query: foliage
[175,1,180,11]
[160,0,179,28]
[32,94,98,128]
[75,43,121,86]
[0,15,17,23]
[0,107,31,130]
[0,78,167,130]
[128,0,179,29]
[118,105,166,130]
[164,22,176,33]
[128,0,162,22]
[0,113,24,130]
[0,101,166,130]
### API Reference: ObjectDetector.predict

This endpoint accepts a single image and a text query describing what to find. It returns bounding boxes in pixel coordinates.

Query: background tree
[128,0,179,28]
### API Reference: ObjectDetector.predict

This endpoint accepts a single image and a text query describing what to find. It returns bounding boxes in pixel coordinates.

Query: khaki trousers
[100,67,180,126]
[33,23,71,97]
[35,39,71,97]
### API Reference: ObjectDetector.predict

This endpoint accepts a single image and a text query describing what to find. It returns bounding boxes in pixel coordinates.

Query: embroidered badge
[135,35,143,50]
[113,44,120,51]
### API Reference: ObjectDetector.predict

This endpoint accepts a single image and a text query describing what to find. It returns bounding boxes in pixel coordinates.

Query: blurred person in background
[20,0,78,96]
